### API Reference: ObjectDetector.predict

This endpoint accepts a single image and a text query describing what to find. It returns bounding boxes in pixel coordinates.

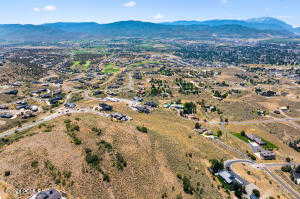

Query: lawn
[71,60,91,71]
[83,61,91,70]
[261,138,278,150]
[103,63,120,74]
[130,60,161,67]
[233,132,278,150]
[233,132,250,143]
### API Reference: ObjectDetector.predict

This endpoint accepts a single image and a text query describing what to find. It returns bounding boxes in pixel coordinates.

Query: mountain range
[0,17,299,42]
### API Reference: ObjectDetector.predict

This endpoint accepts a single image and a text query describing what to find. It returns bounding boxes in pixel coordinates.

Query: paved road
[0,107,110,138]
[263,167,300,199]
[0,92,138,139]
[225,159,300,199]
[209,117,300,126]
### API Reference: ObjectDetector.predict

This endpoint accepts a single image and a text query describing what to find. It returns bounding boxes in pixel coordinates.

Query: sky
[0,0,299,27]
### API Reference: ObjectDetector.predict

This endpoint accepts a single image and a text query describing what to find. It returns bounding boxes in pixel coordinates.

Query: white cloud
[221,0,229,4]
[33,5,57,12]
[123,1,137,8]
[43,5,57,11]
[153,13,164,20]
[33,7,41,12]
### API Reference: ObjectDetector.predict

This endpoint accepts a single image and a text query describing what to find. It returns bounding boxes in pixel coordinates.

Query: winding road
[224,159,300,199]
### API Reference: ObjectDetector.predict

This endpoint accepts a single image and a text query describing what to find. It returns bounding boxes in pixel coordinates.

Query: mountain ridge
[0,18,297,42]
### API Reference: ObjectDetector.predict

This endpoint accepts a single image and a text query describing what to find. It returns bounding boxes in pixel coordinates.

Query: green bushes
[252,189,260,198]
[85,153,100,168]
[65,121,82,145]
[114,152,127,171]
[4,171,11,177]
[177,174,194,195]
[183,102,197,114]
[281,165,292,172]
[44,160,72,186]
[209,159,224,174]
[91,127,102,135]
[98,140,113,152]
[136,126,148,133]
[31,160,39,168]
[84,149,110,183]
[246,151,257,161]
[182,176,193,194]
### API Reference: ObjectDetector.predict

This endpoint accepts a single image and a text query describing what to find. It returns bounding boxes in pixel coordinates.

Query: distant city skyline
[0,0,299,27]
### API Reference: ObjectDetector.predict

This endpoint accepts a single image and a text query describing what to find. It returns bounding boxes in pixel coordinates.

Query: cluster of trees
[182,102,197,115]
[175,78,200,95]
[149,78,172,97]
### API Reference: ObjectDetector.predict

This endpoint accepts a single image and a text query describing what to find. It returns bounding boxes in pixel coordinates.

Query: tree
[209,159,224,173]
[252,189,260,198]
[217,130,222,137]
[241,130,246,137]
[183,102,197,115]
[195,122,201,129]
[281,165,292,173]
[182,176,193,194]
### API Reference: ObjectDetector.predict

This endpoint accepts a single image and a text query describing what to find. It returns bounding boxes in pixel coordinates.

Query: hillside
[0,19,296,42]
[163,17,298,34]
[0,110,230,199]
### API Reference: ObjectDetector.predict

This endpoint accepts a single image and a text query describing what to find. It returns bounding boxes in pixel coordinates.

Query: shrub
[194,123,201,129]
[31,160,39,168]
[281,165,292,172]
[85,148,92,154]
[216,130,222,137]
[246,151,257,161]
[98,140,113,152]
[209,159,224,174]
[182,176,193,194]
[91,127,102,135]
[73,137,82,145]
[137,126,148,133]
[4,171,11,177]
[63,171,72,179]
[240,130,246,137]
[114,152,127,171]
[102,173,110,182]
[253,189,260,198]
[86,153,100,167]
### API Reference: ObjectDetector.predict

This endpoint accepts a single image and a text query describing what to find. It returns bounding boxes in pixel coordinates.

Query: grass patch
[71,60,91,71]
[233,132,278,150]
[261,138,278,150]
[232,133,250,143]
[103,63,119,74]
[130,60,161,67]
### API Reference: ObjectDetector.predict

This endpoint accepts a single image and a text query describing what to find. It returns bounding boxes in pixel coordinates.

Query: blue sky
[0,0,299,27]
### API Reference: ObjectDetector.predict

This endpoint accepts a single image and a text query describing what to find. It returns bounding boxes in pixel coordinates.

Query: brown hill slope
[0,111,229,199]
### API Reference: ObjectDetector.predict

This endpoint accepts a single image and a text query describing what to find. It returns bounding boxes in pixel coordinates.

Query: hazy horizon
[0,0,299,27]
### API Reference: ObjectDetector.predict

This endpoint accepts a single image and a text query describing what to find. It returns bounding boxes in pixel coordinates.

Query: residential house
[260,150,276,160]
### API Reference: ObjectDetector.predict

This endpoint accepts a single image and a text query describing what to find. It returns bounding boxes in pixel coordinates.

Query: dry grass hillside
[0,111,230,199]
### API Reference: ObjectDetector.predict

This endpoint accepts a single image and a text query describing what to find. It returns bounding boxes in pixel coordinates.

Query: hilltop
[0,17,298,42]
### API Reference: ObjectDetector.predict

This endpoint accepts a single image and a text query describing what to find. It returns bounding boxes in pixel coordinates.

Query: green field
[71,60,91,71]
[71,47,108,55]
[103,63,120,74]
[130,60,161,67]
